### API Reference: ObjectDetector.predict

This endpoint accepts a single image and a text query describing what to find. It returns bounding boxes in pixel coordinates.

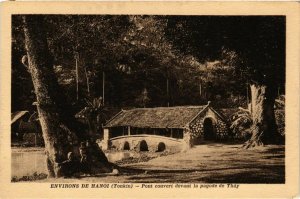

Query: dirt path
[35,144,284,183]
[121,144,284,183]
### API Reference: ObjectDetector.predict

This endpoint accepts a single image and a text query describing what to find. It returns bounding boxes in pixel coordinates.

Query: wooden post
[84,67,90,95]
[102,71,105,105]
[102,128,110,150]
[167,77,169,107]
[199,82,202,98]
[128,126,131,136]
[166,65,170,107]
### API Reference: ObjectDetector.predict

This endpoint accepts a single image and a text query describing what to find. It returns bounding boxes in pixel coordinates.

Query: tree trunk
[75,56,79,100]
[23,15,112,177]
[84,67,90,95]
[244,83,283,148]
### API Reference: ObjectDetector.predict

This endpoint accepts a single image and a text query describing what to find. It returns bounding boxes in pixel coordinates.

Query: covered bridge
[11,111,43,146]
[102,102,229,152]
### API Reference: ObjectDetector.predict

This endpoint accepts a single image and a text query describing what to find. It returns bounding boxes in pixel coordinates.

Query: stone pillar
[182,128,192,152]
[128,126,131,136]
[102,128,110,150]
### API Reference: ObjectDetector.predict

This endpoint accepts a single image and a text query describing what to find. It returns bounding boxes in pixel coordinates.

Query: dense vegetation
[16,15,285,177]
[14,15,285,157]
[12,15,285,113]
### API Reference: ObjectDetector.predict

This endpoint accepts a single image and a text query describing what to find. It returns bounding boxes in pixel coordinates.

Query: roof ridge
[128,105,206,110]
[104,109,124,125]
[104,104,223,128]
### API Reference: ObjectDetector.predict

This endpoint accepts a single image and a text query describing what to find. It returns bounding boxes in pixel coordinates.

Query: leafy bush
[229,107,285,140]
[275,110,285,136]
[229,108,252,140]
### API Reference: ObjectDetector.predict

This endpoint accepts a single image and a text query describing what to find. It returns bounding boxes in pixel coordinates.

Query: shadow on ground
[15,144,285,183]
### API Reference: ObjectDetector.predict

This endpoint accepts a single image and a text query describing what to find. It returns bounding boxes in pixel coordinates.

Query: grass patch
[12,172,47,182]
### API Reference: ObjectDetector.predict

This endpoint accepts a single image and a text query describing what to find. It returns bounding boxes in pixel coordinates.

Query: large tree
[13,15,246,110]
[23,15,112,177]
[16,15,285,150]
[165,16,285,147]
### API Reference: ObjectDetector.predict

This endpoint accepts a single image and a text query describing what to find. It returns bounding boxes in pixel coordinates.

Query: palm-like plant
[229,108,252,140]
[78,97,108,136]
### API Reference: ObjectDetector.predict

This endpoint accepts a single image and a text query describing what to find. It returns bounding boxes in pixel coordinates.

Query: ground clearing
[32,144,284,183]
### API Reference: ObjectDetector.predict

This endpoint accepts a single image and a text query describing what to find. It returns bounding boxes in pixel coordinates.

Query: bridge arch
[157,142,166,152]
[109,134,185,152]
[123,141,130,150]
[139,140,148,151]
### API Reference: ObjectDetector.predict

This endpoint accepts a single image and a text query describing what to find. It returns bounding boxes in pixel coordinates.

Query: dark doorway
[123,141,130,150]
[203,118,215,140]
[139,140,148,151]
[156,142,166,152]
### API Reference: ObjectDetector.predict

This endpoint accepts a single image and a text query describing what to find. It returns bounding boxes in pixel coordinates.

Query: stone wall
[106,134,185,153]
[182,128,192,151]
[189,107,229,144]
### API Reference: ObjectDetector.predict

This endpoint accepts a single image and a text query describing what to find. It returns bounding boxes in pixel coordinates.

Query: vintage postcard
[0,1,299,198]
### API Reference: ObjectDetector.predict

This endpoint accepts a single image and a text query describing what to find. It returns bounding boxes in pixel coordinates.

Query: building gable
[189,107,229,142]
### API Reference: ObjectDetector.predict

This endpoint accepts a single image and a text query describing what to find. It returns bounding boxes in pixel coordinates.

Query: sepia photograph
[10,14,286,184]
